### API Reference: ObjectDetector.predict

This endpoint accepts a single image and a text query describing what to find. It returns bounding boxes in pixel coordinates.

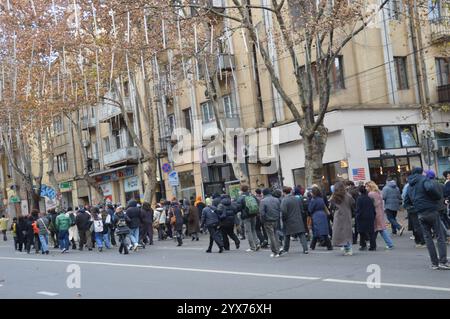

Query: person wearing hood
[126,200,142,251]
[188,199,201,241]
[260,188,282,258]
[402,177,426,248]
[217,195,240,250]
[195,196,206,216]
[76,207,93,251]
[403,167,449,270]
[114,206,131,254]
[355,185,376,251]
[169,199,184,246]
[55,209,71,253]
[140,202,154,246]
[153,205,167,240]
[66,207,78,250]
[236,185,260,252]
[382,179,404,236]
[308,187,333,251]
[425,170,449,242]
[106,204,117,246]
[201,197,224,253]
[47,209,59,249]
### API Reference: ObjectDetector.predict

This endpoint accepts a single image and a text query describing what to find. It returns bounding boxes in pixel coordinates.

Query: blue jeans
[94,232,103,248]
[344,242,352,252]
[103,233,111,248]
[129,228,139,245]
[39,234,49,253]
[377,229,394,248]
[385,209,402,234]
[58,230,69,250]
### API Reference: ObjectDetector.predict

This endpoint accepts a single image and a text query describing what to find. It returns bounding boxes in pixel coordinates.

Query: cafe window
[365,125,418,150]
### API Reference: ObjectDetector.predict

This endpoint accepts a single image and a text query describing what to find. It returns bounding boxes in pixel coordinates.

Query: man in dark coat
[404,167,449,270]
[169,200,184,246]
[126,200,142,251]
[139,202,154,246]
[76,208,92,251]
[188,200,201,241]
[260,188,281,257]
[355,185,376,251]
[201,198,224,253]
[106,204,116,246]
[217,195,240,250]
[280,187,308,254]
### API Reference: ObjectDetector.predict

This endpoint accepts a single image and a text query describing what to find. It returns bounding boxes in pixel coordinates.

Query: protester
[355,185,376,251]
[0,214,9,241]
[308,187,332,250]
[169,199,184,247]
[217,195,240,250]
[76,207,93,251]
[55,209,71,253]
[10,217,18,250]
[154,205,166,240]
[201,197,224,253]
[280,186,308,255]
[382,178,404,236]
[402,180,426,248]
[37,211,50,255]
[67,207,78,250]
[140,202,154,246]
[260,188,282,258]
[106,204,117,246]
[330,182,355,256]
[404,167,449,270]
[237,185,260,252]
[48,209,59,249]
[188,200,201,242]
[114,206,131,255]
[126,199,142,251]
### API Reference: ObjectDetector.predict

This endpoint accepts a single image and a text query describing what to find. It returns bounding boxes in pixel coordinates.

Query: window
[201,101,215,123]
[429,0,442,21]
[394,57,409,90]
[168,114,175,134]
[103,137,111,153]
[123,81,129,97]
[436,57,449,86]
[223,95,238,118]
[183,108,192,132]
[365,125,418,150]
[53,116,64,134]
[388,0,402,20]
[331,56,345,90]
[56,153,68,173]
[114,130,122,150]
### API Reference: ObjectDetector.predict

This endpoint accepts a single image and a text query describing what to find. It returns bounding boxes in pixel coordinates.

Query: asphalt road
[0,228,449,299]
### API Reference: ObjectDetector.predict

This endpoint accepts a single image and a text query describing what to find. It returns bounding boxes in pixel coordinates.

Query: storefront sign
[100,183,113,196]
[95,168,135,183]
[124,176,140,193]
[59,181,72,192]
[40,185,57,200]
[168,171,179,187]
[45,197,57,210]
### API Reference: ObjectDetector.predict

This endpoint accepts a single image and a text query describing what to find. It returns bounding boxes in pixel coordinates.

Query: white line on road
[2,256,450,293]
[37,291,59,296]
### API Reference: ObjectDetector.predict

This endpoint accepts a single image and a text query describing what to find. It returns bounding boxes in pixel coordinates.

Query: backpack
[93,219,103,233]
[244,195,259,215]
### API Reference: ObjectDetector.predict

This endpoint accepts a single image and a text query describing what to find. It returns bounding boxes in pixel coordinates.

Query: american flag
[352,168,366,181]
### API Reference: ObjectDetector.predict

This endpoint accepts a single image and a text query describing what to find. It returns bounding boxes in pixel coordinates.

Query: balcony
[80,116,96,130]
[202,117,241,139]
[430,17,450,44]
[103,146,140,167]
[218,54,235,71]
[437,84,450,103]
[98,97,133,122]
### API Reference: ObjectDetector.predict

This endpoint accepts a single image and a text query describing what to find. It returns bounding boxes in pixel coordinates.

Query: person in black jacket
[201,198,224,253]
[168,199,184,246]
[140,202,154,246]
[16,216,28,252]
[217,195,240,250]
[24,215,35,254]
[106,204,117,246]
[47,209,59,249]
[76,208,93,251]
[126,200,142,251]
[114,206,131,255]
[404,167,449,270]
[355,185,376,251]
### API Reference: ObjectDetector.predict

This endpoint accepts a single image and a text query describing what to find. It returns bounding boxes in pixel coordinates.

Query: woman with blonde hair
[366,181,394,250]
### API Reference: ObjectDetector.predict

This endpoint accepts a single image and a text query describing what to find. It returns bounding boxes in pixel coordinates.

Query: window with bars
[56,153,68,173]
[394,56,409,90]
[201,101,215,123]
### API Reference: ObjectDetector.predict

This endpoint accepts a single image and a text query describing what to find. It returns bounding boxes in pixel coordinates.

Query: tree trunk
[303,124,328,188]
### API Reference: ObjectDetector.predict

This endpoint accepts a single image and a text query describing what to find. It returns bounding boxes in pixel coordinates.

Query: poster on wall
[124,176,139,193]
[45,197,57,211]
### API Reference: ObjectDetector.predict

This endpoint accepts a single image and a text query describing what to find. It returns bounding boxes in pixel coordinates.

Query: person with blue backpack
[236,185,261,252]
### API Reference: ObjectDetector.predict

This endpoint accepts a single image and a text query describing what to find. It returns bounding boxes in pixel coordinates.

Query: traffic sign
[168,171,179,187]
[162,163,172,173]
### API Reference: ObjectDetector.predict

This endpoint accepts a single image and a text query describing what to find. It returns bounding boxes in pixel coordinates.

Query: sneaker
[431,264,440,270]
[399,226,405,236]
[45,251,49,255]
[344,250,353,256]
[279,247,284,253]
[415,244,426,248]
[235,242,240,250]
[133,244,139,251]
[303,250,309,254]
[98,247,103,252]
[246,248,254,252]
[385,246,394,250]
[255,245,261,251]
[438,263,450,270]
[274,254,280,258]
[410,236,415,240]
[61,248,67,254]
[270,253,275,258]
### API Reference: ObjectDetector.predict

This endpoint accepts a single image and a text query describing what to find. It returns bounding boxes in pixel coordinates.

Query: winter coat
[444,180,450,199]
[382,180,402,212]
[114,212,131,235]
[355,194,376,233]
[368,191,386,231]
[259,194,281,223]
[403,173,441,214]
[280,194,306,235]
[154,208,166,225]
[217,196,238,227]
[331,194,355,246]
[436,182,446,213]
[126,200,142,229]
[402,183,416,214]
[55,213,71,231]
[201,204,220,227]
[308,197,330,237]
[76,210,92,232]
[187,205,201,234]
[37,216,50,235]
[140,207,154,225]
[169,203,184,231]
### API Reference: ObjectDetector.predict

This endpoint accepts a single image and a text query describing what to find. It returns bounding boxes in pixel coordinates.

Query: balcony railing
[437,84,450,103]
[98,97,133,122]
[430,17,450,44]
[103,146,139,167]
[80,116,96,130]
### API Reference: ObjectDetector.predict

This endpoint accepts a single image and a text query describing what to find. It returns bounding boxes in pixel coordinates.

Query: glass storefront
[178,170,196,201]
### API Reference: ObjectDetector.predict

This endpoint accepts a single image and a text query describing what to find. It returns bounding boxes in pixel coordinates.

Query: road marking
[37,291,59,296]
[1,256,450,293]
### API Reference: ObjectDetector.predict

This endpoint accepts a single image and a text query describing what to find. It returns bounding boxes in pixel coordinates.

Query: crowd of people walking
[1,167,449,270]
